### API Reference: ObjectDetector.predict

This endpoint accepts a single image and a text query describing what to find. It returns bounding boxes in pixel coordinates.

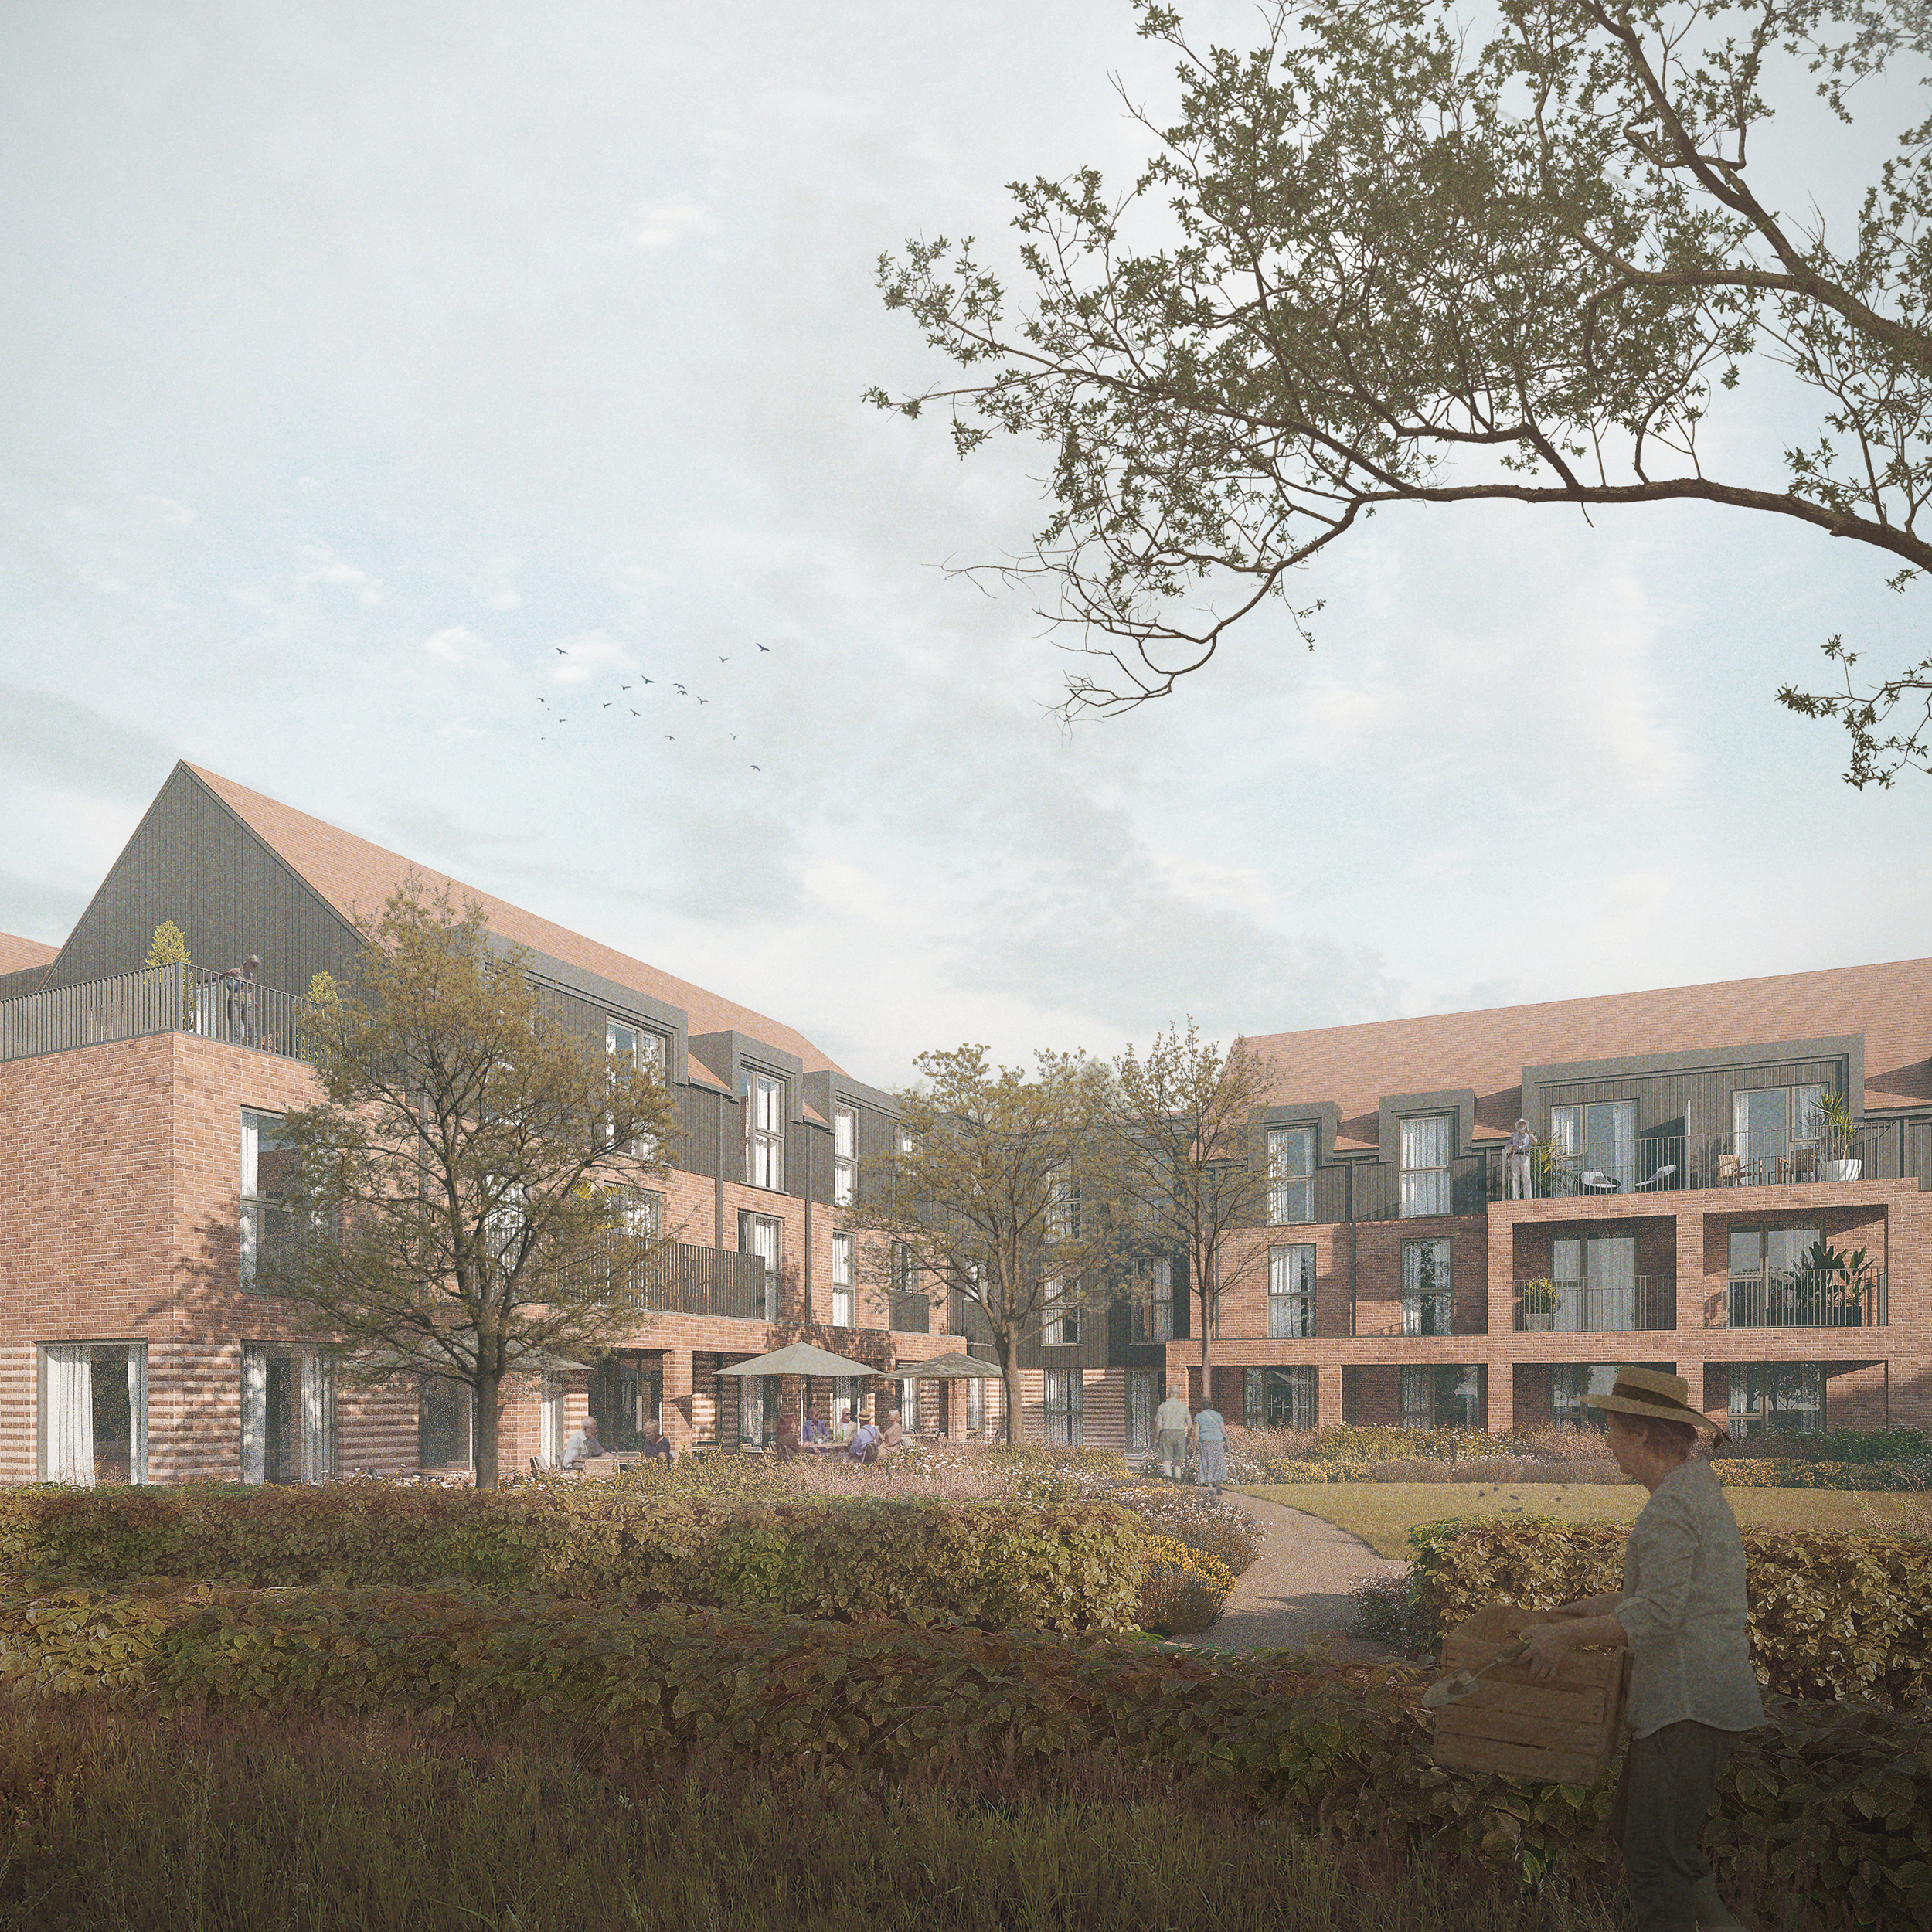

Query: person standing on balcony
[1505,1117,1535,1199]
[220,954,260,1045]
[1520,1368,1761,1932]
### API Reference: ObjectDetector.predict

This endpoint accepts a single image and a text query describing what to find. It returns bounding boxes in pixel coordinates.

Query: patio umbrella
[716,1342,886,1438]
[891,1350,992,1379]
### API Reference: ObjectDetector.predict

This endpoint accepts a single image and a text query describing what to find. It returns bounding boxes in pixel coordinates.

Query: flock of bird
[535,640,772,770]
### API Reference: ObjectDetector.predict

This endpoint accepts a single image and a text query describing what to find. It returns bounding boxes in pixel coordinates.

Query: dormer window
[1398,1115,1452,1217]
[744,1071,786,1190]
[1267,1125,1315,1224]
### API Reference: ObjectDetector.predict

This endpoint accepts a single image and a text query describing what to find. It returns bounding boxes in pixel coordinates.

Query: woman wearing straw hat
[1520,1367,1764,1932]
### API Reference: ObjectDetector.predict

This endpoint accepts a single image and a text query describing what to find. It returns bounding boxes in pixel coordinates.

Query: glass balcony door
[1549,1102,1636,1191]
[1551,1234,1637,1332]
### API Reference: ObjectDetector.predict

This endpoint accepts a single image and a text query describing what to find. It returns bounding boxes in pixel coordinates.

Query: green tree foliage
[272,883,678,1488]
[143,922,189,971]
[1101,1022,1273,1376]
[875,2,1932,781]
[855,1046,1114,1443]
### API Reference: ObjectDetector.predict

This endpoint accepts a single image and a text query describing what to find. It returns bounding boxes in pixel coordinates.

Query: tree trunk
[474,1367,501,1490]
[995,1330,1021,1447]
[1198,1250,1213,1380]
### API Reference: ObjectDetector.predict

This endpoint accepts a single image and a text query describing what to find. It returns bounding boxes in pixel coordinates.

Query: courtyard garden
[0,1441,1923,1930]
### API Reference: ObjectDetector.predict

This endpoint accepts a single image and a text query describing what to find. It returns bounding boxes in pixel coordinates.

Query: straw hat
[1594,1366,1729,1444]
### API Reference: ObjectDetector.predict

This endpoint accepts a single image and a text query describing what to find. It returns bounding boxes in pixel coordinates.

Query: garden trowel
[1421,1638,1529,1709]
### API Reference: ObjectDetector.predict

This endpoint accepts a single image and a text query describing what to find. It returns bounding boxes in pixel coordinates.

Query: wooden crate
[1429,1604,1631,1786]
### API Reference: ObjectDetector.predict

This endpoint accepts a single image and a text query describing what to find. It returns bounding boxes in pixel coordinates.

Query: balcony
[0,964,314,1066]
[1495,1132,1893,1201]
[1723,1270,1888,1330]
[1514,1274,1675,1333]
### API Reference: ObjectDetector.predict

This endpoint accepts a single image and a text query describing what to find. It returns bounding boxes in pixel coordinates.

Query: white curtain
[44,1345,93,1485]
[539,1379,564,1468]
[1589,1237,1638,1332]
[300,1352,332,1483]
[240,1348,267,1484]
[128,1345,148,1485]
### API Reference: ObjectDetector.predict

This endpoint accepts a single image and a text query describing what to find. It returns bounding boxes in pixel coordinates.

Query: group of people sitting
[556,1413,673,1471]
[772,1403,903,1463]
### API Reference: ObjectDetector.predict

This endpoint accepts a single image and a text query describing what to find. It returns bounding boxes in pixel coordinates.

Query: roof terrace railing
[0,964,315,1066]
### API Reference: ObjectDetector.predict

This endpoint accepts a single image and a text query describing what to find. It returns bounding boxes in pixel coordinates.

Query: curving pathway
[1185,1492,1410,1659]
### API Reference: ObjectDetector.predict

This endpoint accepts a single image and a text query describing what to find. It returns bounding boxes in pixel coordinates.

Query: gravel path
[1186,1492,1410,1659]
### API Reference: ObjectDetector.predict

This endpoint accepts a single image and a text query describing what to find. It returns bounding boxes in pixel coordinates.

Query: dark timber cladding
[41,765,360,995]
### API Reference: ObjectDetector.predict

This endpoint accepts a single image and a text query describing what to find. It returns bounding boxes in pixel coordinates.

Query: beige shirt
[1615,1456,1765,1739]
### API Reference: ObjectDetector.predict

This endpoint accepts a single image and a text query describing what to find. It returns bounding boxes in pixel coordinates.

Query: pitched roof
[185,764,853,1080]
[0,932,58,978]
[1249,955,1932,1141]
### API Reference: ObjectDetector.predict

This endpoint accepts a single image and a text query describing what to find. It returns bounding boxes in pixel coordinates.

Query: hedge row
[0,1578,1924,1927]
[1411,1519,1932,1709]
[1253,1456,1927,1491]
[0,1485,1142,1634]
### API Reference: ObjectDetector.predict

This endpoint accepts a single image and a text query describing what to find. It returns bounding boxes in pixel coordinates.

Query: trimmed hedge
[0,1485,1142,1634]
[1411,1518,1932,1708]
[0,1577,1924,1927]
[1715,1458,1930,1492]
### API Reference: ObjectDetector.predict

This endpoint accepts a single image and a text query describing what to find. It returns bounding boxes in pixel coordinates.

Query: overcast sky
[3,0,1928,1087]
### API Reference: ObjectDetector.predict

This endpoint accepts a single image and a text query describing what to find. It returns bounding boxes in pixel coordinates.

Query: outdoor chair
[1781,1145,1819,1183]
[1579,1169,1621,1192]
[1631,1164,1679,1190]
[1718,1151,1762,1186]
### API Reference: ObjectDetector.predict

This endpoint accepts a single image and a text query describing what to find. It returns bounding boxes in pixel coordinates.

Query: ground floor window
[1043,1369,1083,1447]
[1400,1363,1485,1431]
[1244,1364,1317,1432]
[894,1374,920,1432]
[1128,1369,1159,1452]
[964,1376,987,1437]
[418,1374,471,1472]
[39,1342,148,1485]
[245,1345,335,1484]
[590,1352,662,1451]
[831,1376,864,1435]
[1727,1362,1825,1438]
[738,1372,777,1449]
[539,1376,566,1468]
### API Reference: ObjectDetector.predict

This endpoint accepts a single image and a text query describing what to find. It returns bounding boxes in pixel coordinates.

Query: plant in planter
[1814,1089,1862,1180]
[1518,1277,1560,1331]
[1798,1237,1878,1325]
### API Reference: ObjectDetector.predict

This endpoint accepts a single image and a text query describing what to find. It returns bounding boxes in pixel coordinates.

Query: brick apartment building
[1,761,1927,1483]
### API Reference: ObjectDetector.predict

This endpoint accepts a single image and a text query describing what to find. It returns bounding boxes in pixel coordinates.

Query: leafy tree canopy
[273,882,678,1488]
[876,0,1932,783]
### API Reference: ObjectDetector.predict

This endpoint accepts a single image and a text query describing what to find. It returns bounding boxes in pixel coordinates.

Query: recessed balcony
[1723,1270,1889,1330]
[1513,1274,1677,1333]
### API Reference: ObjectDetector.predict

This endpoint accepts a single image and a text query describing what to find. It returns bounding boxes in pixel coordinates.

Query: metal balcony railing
[1723,1270,1888,1329]
[1514,1274,1676,1332]
[1493,1131,1893,1200]
[0,964,315,1065]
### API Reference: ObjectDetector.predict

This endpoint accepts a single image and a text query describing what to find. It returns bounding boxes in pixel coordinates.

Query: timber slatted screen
[1430,1607,1631,1787]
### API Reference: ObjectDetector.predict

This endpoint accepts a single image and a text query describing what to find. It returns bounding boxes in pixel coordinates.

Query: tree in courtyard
[271,883,678,1488]
[145,920,194,1028]
[855,1044,1115,1444]
[874,1,1932,784]
[1100,1022,1274,1382]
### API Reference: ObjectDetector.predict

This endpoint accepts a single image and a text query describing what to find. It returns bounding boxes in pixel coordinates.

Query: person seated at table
[560,1415,604,1470]
[877,1407,905,1457]
[774,1412,801,1462]
[639,1419,674,1466]
[832,1403,855,1445]
[845,1415,880,1464]
[801,1413,828,1445]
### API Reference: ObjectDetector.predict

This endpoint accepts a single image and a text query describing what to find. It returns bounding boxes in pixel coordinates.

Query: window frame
[1267,1243,1317,1339]
[740,1211,783,1321]
[1267,1124,1316,1225]
[1043,1368,1083,1447]
[830,1230,856,1329]
[744,1070,787,1192]
[37,1340,149,1486]
[1400,1237,1454,1335]
[833,1104,858,1207]
[1397,1114,1454,1217]
[240,1107,296,1294]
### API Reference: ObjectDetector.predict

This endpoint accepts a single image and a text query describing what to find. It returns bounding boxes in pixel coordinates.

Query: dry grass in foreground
[0,1700,1643,1932]
[1241,1481,1932,1559]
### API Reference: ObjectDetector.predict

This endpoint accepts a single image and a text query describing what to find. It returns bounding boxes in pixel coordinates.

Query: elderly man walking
[1521,1368,1763,1932]
[1151,1388,1190,1480]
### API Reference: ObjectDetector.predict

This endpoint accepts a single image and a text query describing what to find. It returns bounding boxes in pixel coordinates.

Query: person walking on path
[1190,1400,1229,1497]
[1152,1389,1190,1480]
[1521,1368,1763,1932]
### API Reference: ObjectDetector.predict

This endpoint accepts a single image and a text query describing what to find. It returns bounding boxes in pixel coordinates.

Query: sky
[2,0,1929,1088]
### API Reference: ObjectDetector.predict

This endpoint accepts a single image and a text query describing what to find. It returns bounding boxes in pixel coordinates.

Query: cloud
[425,625,483,663]
[294,542,380,604]
[635,200,708,248]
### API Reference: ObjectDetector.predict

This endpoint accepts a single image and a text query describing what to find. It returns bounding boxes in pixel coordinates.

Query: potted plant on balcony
[1798,1237,1877,1326]
[1815,1089,1862,1181]
[1519,1277,1559,1332]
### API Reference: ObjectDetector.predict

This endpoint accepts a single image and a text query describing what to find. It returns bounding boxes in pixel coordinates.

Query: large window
[1400,1364,1485,1431]
[1043,1369,1083,1447]
[590,1352,662,1451]
[1549,1233,1638,1332]
[606,1020,665,1158]
[39,1342,148,1485]
[1049,1166,1080,1241]
[1401,1238,1453,1335]
[964,1376,987,1436]
[1731,1084,1826,1182]
[243,1345,335,1484]
[1128,1369,1158,1452]
[1727,1223,1826,1327]
[1399,1115,1452,1217]
[240,1108,295,1293]
[744,1071,786,1190]
[1150,1257,1174,1343]
[1044,1279,1080,1346]
[1727,1362,1824,1438]
[1550,1362,1647,1430]
[739,1373,777,1449]
[419,1375,472,1471]
[895,1374,921,1432]
[834,1105,858,1207]
[740,1213,782,1321]
[1549,1101,1637,1191]
[1243,1364,1317,1432]
[889,1242,925,1329]
[1267,1125,1315,1224]
[831,1231,856,1328]
[1268,1243,1317,1339]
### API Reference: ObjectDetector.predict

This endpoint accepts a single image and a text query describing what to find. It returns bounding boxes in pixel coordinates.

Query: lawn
[1240,1481,1932,1559]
